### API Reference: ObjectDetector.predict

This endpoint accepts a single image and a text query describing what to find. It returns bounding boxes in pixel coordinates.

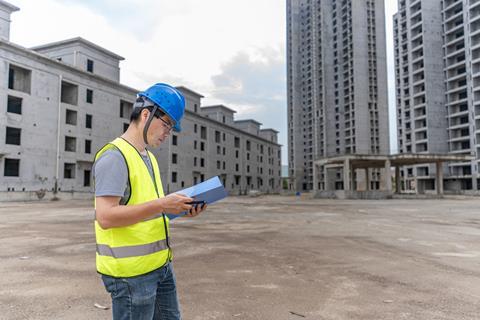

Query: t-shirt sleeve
[93,149,128,197]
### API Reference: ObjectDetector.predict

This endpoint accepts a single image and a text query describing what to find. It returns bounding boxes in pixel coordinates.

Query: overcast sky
[10,0,398,165]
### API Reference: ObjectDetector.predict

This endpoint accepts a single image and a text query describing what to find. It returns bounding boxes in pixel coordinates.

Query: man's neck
[121,128,147,154]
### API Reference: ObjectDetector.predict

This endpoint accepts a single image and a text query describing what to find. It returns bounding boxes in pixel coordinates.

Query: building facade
[0,1,281,200]
[287,0,389,192]
[394,0,480,192]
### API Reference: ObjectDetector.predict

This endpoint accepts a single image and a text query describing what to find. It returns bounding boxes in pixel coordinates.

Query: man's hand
[183,203,207,218]
[157,193,194,214]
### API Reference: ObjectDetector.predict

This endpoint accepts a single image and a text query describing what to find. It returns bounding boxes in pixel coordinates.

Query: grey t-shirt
[93,148,155,204]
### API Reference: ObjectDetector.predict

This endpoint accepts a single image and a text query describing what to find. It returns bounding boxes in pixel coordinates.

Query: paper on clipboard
[166,176,228,220]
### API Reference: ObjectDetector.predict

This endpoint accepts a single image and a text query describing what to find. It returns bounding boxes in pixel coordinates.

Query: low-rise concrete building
[0,1,281,200]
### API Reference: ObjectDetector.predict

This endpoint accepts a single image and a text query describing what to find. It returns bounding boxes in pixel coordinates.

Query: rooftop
[31,37,125,61]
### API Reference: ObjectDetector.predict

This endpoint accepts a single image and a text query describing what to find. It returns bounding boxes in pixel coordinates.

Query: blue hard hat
[138,83,185,132]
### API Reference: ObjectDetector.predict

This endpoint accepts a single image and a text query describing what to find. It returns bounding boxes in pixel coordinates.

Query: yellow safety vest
[94,137,171,277]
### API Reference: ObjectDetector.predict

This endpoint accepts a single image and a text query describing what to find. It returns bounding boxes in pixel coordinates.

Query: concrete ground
[1,196,480,319]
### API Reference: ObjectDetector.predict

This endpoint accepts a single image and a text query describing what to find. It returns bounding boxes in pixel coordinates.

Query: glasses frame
[155,114,174,132]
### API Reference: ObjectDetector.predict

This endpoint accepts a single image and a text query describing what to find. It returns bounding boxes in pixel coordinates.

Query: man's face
[146,111,174,148]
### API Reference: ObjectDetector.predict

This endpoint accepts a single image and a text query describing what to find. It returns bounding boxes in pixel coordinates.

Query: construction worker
[93,83,206,320]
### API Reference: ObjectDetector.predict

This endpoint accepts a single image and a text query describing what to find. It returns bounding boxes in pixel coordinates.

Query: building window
[194,124,197,133]
[172,135,177,145]
[201,142,205,151]
[66,109,77,125]
[217,146,221,154]
[120,100,133,119]
[201,158,205,167]
[4,158,20,177]
[215,131,221,143]
[194,104,198,112]
[247,153,250,160]
[85,139,92,154]
[194,140,197,149]
[87,59,94,73]
[61,81,78,105]
[235,137,240,148]
[8,64,31,94]
[217,160,221,169]
[172,171,177,183]
[65,136,76,152]
[86,114,92,128]
[7,96,22,114]
[6,127,21,145]
[236,150,239,158]
[172,153,177,164]
[194,157,197,166]
[86,89,93,103]
[222,115,226,123]
[84,170,91,187]
[64,163,75,179]
[201,126,207,139]
[223,162,226,170]
[236,164,239,171]
[246,140,251,151]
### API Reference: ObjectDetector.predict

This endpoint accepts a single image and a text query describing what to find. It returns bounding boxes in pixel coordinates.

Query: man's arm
[95,193,194,229]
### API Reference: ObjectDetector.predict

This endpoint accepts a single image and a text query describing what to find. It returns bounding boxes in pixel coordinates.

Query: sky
[9,0,398,165]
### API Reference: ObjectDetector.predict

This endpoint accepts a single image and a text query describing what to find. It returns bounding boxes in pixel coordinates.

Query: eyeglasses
[156,115,174,132]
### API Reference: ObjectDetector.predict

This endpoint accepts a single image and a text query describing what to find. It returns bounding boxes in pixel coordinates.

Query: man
[93,83,206,320]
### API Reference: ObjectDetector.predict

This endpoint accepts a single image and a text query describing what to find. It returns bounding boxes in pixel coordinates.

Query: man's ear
[141,109,150,122]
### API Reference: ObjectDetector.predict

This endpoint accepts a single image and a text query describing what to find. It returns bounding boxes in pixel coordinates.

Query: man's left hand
[183,203,207,218]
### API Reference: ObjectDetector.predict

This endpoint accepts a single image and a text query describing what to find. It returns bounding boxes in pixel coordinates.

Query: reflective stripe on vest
[94,137,171,278]
[97,239,169,258]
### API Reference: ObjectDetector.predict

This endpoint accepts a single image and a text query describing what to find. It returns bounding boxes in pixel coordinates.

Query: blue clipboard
[166,176,228,220]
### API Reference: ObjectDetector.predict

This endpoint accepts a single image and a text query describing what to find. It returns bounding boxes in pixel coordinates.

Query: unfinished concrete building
[0,1,281,201]
[394,0,480,193]
[287,0,389,192]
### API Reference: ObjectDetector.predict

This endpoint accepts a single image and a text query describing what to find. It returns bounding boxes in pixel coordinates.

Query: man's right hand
[158,193,193,214]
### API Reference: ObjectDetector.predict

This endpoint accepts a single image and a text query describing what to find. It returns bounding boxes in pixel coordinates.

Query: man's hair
[130,97,166,122]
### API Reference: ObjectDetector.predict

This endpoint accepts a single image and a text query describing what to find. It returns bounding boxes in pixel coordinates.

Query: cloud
[57,0,192,42]
[211,47,286,114]
[209,46,287,154]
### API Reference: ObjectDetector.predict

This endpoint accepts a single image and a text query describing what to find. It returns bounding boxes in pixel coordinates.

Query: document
[166,176,228,220]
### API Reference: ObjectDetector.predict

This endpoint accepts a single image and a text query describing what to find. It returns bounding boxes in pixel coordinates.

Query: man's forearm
[96,199,164,229]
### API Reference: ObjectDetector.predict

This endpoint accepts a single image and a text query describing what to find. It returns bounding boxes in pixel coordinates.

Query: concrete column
[324,166,329,191]
[351,168,356,191]
[344,158,350,191]
[365,168,370,191]
[312,163,318,193]
[395,166,401,194]
[384,159,392,192]
[436,161,444,195]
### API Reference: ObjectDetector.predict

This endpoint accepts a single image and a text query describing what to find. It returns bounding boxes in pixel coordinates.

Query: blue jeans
[101,263,182,320]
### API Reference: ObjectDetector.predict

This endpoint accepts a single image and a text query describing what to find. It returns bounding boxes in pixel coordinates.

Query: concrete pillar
[344,158,350,191]
[365,168,369,191]
[313,163,318,193]
[384,159,392,192]
[395,166,401,194]
[324,166,329,191]
[351,168,356,191]
[436,161,444,195]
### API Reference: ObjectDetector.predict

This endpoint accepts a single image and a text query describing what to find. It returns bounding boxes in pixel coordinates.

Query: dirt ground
[1,195,480,319]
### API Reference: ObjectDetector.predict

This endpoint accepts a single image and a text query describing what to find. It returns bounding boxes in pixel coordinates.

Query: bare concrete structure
[394,0,480,193]
[313,153,474,198]
[287,0,389,192]
[0,1,281,201]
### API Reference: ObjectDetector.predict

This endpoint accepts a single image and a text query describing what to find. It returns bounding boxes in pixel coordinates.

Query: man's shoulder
[94,147,127,174]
